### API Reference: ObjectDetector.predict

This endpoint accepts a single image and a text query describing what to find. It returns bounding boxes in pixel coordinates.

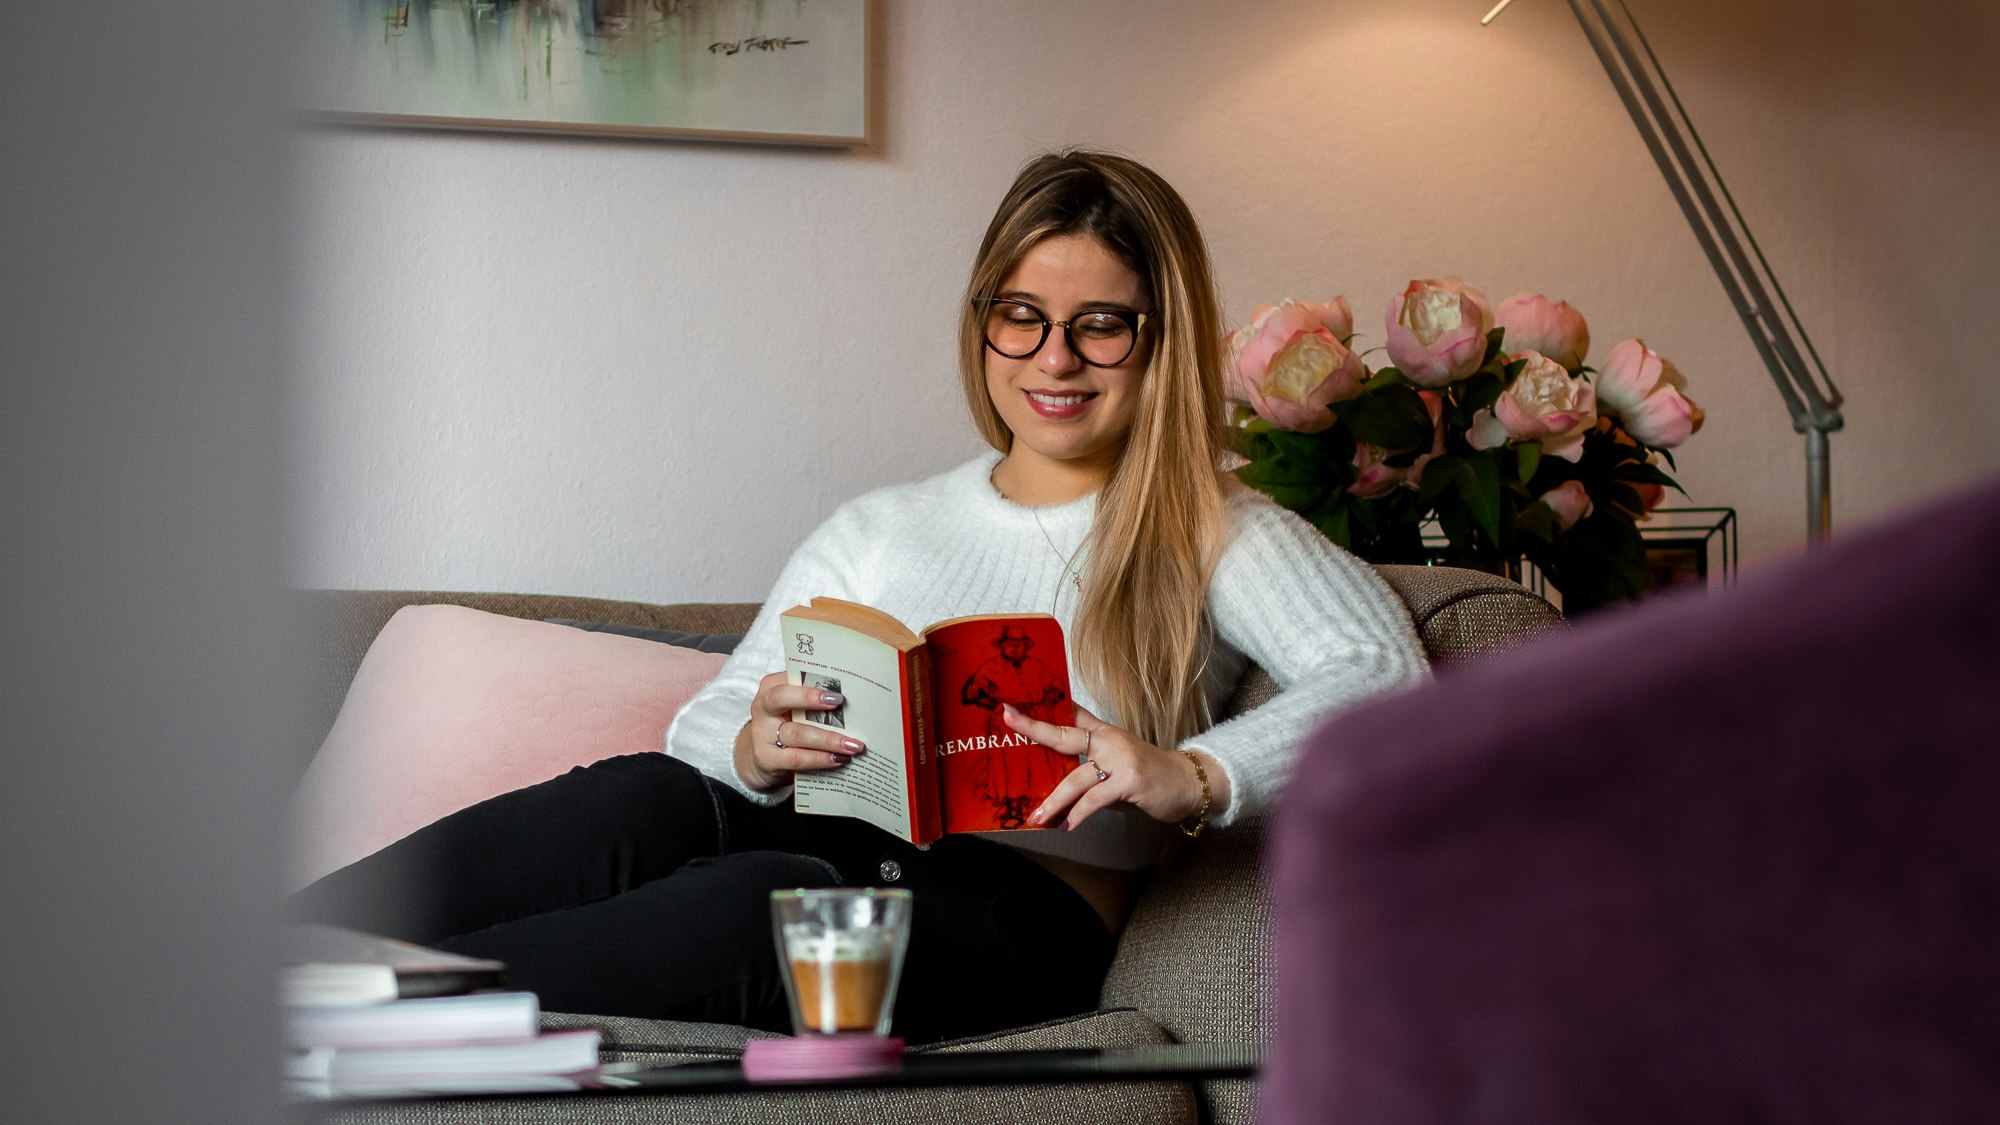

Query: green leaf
[1349,497,1382,539]
[1614,462,1687,495]
[1516,443,1542,484]
[1267,428,1329,462]
[1232,424,1353,514]
[1517,502,1557,543]
[1436,502,1473,556]
[1331,384,1434,452]
[1481,326,1506,368]
[1364,367,1414,390]
[1238,476,1325,511]
[1417,453,1468,507]
[1534,511,1656,613]
[1458,371,1505,418]
[1466,454,1503,546]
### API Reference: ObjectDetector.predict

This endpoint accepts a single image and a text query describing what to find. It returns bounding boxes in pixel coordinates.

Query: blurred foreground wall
[1,2,296,1122]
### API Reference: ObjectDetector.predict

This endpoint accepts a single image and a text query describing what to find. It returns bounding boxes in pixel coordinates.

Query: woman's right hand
[733,672,866,792]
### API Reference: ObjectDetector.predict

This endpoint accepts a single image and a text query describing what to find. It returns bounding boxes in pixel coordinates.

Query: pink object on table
[742,1036,906,1082]
[287,604,727,890]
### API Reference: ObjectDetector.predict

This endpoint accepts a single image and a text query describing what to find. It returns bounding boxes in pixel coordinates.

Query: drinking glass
[770,888,912,1038]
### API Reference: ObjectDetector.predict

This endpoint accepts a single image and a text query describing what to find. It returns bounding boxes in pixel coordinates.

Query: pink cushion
[287,604,727,890]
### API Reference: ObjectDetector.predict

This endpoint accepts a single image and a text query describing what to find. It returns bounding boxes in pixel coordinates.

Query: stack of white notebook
[283,926,600,1097]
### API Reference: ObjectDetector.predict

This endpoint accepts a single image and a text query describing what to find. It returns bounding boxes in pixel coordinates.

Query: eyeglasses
[976,298,1151,368]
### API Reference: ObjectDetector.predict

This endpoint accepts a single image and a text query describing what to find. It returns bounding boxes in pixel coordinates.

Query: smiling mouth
[1025,390,1097,406]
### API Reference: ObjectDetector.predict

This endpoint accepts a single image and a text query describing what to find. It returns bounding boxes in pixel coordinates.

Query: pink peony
[1384,277,1493,387]
[1595,338,1705,449]
[1227,298,1365,433]
[1537,480,1595,532]
[1494,293,1590,372]
[1349,391,1445,499]
[1468,350,1598,462]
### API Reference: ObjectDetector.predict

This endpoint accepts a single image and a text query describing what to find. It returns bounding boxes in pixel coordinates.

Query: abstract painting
[310,0,869,144]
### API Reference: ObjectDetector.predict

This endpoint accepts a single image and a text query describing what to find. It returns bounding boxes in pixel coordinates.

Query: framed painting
[309,0,870,145]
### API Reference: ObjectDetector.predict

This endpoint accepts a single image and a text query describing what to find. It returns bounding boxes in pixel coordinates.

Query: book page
[780,612,913,841]
[924,615,1075,833]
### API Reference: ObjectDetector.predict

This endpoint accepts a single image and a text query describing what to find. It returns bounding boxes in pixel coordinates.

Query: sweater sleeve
[664,500,880,803]
[1180,494,1430,828]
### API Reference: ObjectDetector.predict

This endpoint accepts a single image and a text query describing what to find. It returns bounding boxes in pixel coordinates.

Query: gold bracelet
[1178,750,1211,838]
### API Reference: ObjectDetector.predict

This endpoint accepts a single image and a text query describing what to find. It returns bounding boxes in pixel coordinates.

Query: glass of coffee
[770,888,912,1037]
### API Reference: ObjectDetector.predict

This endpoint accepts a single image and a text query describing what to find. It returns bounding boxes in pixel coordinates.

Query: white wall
[294,0,2000,604]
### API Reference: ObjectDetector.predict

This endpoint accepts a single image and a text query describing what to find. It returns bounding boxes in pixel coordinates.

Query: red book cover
[923,615,1075,833]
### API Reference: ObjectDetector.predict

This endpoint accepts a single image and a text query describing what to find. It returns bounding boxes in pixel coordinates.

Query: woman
[294,150,1428,1044]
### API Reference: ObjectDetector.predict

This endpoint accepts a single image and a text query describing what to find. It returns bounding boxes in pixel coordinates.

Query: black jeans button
[878,858,903,883]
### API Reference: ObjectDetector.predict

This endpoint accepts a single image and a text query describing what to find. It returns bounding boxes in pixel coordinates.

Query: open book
[778,598,1076,845]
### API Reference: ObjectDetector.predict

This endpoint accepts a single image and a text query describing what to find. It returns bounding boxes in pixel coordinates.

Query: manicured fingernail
[1002,703,1021,719]
[842,738,865,754]
[826,753,844,766]
[1029,806,1046,825]
[821,692,843,707]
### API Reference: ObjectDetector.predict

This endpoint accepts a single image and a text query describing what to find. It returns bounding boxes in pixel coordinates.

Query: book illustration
[954,625,1069,829]
[801,673,847,728]
[926,616,1075,836]
[959,625,1068,733]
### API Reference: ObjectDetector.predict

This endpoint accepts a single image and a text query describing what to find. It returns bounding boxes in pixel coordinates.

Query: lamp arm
[1556,0,1844,542]
[1594,0,1842,428]
[1611,0,1844,438]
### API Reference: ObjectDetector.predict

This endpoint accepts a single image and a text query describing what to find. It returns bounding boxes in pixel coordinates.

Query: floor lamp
[1483,0,1845,544]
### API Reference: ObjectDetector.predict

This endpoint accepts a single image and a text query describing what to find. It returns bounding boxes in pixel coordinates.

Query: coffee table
[299,1043,1259,1106]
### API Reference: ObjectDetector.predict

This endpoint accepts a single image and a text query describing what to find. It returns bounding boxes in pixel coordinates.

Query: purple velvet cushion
[1264,477,2000,1125]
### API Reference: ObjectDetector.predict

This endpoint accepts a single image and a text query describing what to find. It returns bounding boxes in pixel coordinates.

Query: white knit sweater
[665,450,1429,869]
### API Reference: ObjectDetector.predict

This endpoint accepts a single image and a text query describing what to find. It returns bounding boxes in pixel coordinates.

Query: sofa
[306,564,1560,1125]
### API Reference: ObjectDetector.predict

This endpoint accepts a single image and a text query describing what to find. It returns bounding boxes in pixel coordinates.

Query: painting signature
[708,36,810,56]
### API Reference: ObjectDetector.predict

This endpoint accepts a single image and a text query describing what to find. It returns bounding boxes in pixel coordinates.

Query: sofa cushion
[322,1008,1193,1125]
[288,605,726,890]
[301,591,759,779]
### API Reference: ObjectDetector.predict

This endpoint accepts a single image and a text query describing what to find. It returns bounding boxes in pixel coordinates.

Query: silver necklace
[996,472,1087,609]
[1032,507,1087,602]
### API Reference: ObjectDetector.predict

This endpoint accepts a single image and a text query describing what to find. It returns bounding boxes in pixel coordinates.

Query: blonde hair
[957,150,1228,749]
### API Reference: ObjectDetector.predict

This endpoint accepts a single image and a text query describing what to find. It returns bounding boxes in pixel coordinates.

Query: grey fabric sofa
[306,565,1559,1125]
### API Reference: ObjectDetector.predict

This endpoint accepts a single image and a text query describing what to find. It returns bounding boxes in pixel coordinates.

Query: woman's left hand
[1002,703,1209,832]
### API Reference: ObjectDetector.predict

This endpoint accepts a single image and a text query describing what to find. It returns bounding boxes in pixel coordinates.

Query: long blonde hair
[958,150,1228,749]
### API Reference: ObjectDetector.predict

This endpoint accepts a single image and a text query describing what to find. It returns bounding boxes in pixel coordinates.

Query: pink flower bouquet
[1227,283,1701,611]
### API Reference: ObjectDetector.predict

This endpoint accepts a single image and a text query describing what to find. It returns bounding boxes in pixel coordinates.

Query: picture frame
[309,0,871,147]
[1638,508,1738,593]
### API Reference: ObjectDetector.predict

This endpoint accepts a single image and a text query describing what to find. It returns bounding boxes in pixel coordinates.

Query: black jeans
[289,753,1116,1044]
